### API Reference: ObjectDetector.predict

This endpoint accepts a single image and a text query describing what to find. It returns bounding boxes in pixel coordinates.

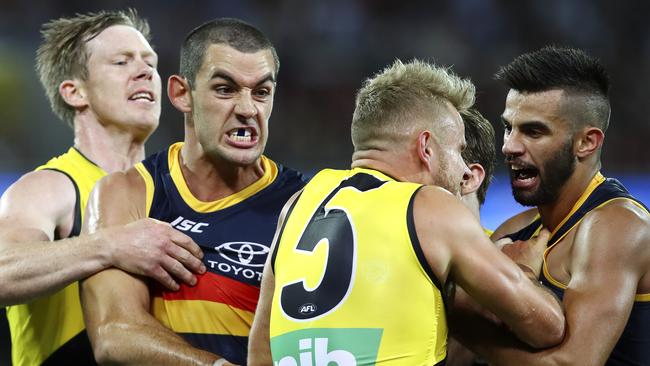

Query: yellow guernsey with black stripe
[270,168,447,366]
[6,147,106,366]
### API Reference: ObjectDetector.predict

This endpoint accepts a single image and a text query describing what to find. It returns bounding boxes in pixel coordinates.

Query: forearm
[503,271,565,348]
[0,233,110,305]
[82,268,226,365]
[92,319,220,365]
[453,313,556,366]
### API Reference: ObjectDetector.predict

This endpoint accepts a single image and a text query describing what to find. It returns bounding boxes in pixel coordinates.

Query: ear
[575,127,604,159]
[417,130,434,167]
[168,75,192,113]
[461,163,485,196]
[58,79,87,110]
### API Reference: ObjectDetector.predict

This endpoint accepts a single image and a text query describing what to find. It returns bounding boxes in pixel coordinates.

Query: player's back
[270,168,447,366]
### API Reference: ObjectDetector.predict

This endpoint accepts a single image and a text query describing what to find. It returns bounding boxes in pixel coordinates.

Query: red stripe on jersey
[152,271,260,312]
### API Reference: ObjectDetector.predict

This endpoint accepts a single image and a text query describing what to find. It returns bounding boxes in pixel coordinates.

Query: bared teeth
[229,128,253,142]
[129,92,153,101]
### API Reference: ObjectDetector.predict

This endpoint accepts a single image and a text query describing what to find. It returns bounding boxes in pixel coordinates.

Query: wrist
[92,228,114,269]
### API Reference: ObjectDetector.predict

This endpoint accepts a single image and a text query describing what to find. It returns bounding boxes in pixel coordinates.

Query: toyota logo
[215,242,269,267]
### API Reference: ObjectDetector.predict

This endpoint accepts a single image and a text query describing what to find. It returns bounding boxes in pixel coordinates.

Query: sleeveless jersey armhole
[134,162,155,217]
[42,168,81,239]
[407,186,443,292]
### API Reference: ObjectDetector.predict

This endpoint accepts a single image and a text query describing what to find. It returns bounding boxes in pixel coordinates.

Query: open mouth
[509,164,539,188]
[128,91,155,103]
[227,127,258,144]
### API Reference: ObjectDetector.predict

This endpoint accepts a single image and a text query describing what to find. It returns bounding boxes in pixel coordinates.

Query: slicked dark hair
[495,46,611,131]
[461,108,496,205]
[180,18,279,89]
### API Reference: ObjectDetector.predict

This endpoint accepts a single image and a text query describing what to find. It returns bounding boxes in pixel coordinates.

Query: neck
[538,163,601,231]
[179,125,265,202]
[72,117,147,173]
[351,148,423,183]
[461,195,481,220]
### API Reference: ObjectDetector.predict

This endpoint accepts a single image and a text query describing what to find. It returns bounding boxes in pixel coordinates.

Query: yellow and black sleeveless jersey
[270,168,447,366]
[506,172,650,366]
[135,142,305,365]
[6,147,105,366]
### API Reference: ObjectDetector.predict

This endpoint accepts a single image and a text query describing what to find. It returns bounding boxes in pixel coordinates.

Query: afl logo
[215,242,269,267]
[298,303,318,315]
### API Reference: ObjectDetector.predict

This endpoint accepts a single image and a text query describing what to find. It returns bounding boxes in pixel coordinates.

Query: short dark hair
[36,9,150,127]
[461,108,496,205]
[495,46,610,131]
[180,18,279,89]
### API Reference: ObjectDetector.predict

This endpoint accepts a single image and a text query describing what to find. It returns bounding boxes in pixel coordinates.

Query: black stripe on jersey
[407,186,443,292]
[44,168,81,239]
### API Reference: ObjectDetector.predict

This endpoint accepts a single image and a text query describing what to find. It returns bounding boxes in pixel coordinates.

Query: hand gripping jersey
[506,172,650,366]
[270,168,447,366]
[134,142,305,365]
[7,147,106,366]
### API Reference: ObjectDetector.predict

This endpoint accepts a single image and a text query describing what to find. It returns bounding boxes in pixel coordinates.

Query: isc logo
[275,338,356,366]
[170,216,209,233]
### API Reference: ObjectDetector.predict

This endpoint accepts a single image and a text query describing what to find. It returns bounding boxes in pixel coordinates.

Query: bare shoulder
[0,170,77,240]
[577,199,650,257]
[86,167,147,228]
[414,186,473,231]
[92,167,146,203]
[491,208,539,241]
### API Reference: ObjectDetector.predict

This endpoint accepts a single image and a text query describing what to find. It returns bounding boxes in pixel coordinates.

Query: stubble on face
[510,136,576,206]
[431,104,467,196]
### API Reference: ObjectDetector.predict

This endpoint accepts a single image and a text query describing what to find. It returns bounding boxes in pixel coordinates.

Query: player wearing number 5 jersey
[248,60,566,365]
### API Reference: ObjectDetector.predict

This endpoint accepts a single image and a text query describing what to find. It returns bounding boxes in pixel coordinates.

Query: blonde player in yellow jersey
[0,10,204,365]
[248,60,566,366]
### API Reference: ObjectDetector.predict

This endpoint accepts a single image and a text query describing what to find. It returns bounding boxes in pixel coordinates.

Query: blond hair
[351,59,475,150]
[36,9,150,127]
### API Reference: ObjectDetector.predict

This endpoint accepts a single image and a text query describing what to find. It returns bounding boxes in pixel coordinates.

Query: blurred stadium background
[1,1,648,364]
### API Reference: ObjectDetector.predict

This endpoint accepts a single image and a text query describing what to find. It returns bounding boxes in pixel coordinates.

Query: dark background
[1,1,649,364]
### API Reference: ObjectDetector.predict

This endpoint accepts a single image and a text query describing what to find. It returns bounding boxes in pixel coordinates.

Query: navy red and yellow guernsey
[134,142,305,364]
[506,172,650,366]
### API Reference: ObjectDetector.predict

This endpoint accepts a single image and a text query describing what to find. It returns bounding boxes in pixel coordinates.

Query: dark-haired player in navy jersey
[80,18,305,365]
[453,46,650,366]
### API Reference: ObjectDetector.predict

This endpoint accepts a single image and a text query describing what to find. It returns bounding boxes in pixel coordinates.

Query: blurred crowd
[0,0,648,173]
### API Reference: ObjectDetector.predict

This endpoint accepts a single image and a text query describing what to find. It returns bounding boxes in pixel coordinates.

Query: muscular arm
[248,190,302,366]
[0,168,205,307]
[415,186,565,348]
[81,169,230,365]
[0,170,112,306]
[247,254,276,366]
[456,202,649,365]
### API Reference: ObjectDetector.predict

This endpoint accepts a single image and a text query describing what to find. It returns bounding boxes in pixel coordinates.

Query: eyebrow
[112,49,157,57]
[210,71,276,86]
[500,116,550,131]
